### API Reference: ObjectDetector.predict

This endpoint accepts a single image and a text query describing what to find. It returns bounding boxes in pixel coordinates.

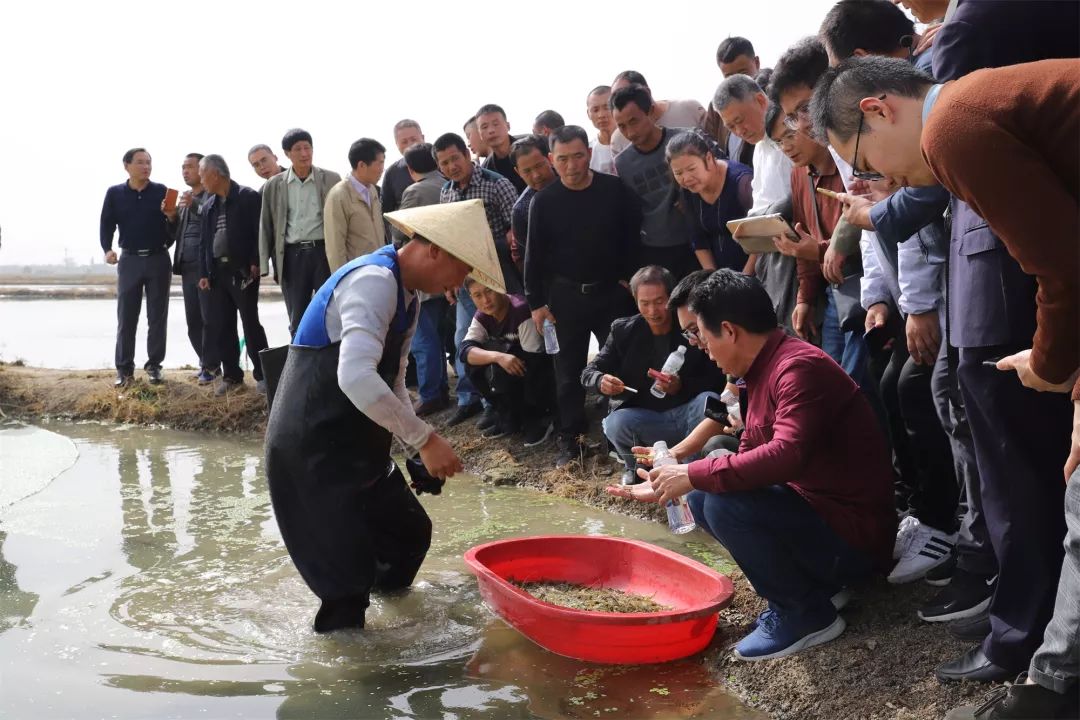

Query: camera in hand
[405,454,444,495]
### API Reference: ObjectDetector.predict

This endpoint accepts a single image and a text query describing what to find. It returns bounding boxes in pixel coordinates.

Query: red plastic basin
[463,535,734,664]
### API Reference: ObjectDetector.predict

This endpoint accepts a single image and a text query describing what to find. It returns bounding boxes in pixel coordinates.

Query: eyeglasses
[851,95,886,182]
[773,129,798,148]
[783,100,811,131]
[681,327,700,344]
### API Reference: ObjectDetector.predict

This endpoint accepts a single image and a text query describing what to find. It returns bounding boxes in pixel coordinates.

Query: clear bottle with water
[543,318,560,354]
[650,346,687,398]
[652,441,696,534]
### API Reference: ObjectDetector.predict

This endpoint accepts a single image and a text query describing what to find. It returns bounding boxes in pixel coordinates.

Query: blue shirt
[99,181,171,253]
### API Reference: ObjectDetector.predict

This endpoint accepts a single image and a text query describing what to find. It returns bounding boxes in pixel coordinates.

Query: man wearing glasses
[581,266,726,485]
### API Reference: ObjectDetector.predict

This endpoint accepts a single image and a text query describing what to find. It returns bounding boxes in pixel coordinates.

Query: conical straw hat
[385,198,507,293]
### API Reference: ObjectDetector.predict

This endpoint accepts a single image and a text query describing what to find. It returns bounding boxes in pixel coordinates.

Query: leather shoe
[114,373,133,388]
[620,469,643,486]
[936,645,1013,683]
[948,611,992,642]
[146,367,163,385]
[415,396,451,417]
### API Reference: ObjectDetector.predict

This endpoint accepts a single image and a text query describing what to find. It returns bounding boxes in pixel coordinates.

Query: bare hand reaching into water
[419,433,463,480]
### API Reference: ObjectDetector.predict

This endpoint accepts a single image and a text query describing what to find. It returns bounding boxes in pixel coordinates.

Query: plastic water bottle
[543,319,560,354]
[650,346,687,398]
[720,388,740,424]
[652,441,696,534]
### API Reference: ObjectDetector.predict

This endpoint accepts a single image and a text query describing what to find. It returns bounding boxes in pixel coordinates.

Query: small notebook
[725,214,800,254]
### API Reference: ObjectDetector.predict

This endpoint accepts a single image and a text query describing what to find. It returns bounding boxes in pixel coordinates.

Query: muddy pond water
[0,421,759,719]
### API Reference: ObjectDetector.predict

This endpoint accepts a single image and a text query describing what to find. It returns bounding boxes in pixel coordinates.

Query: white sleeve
[330,266,432,451]
[518,317,544,354]
[859,232,891,310]
[897,235,943,316]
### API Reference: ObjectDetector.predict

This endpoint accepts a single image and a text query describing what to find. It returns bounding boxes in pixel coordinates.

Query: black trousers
[180,261,237,371]
[548,280,635,438]
[203,266,269,382]
[282,243,331,336]
[465,349,554,424]
[958,344,1071,671]
[115,250,172,375]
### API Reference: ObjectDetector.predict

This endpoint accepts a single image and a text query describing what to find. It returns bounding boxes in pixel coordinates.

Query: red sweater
[922,59,1080,398]
[687,330,896,570]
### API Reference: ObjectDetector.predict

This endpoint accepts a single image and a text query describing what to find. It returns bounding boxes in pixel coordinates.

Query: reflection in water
[0,423,756,719]
[0,529,38,632]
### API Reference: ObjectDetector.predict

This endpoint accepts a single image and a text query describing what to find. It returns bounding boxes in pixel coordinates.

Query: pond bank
[0,362,995,719]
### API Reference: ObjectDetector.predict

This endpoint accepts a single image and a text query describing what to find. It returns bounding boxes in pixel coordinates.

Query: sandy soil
[0,363,1001,719]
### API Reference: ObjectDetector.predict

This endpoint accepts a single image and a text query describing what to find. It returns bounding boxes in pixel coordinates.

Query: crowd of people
[97,1,1078,718]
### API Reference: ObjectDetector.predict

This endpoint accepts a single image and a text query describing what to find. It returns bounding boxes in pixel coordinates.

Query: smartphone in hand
[863,324,893,355]
[163,188,179,213]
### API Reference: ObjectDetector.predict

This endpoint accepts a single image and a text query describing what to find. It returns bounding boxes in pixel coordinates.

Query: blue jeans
[602,392,719,470]
[687,485,874,617]
[412,298,449,404]
[453,287,479,407]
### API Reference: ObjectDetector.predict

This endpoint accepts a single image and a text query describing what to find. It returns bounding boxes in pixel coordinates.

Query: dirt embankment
[0,363,995,719]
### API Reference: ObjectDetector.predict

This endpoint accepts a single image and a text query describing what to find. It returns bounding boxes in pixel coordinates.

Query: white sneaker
[893,515,921,560]
[888,524,958,584]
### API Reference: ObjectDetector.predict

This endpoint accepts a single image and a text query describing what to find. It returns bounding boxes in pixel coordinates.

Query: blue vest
[293,245,413,348]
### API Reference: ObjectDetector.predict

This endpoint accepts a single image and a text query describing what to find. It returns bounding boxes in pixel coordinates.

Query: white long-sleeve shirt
[324,265,432,451]
[750,139,794,214]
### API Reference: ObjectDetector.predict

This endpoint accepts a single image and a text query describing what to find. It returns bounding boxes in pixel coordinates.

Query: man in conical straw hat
[263,198,504,633]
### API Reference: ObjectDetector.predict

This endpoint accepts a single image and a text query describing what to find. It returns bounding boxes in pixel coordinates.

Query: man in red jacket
[609,270,895,662]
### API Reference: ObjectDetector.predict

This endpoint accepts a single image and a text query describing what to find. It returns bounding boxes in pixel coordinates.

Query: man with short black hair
[476,104,527,194]
[716,36,761,79]
[611,84,695,278]
[248,144,286,182]
[463,116,489,160]
[532,110,565,137]
[525,125,641,467]
[435,132,521,426]
[609,71,706,158]
[586,85,617,175]
[100,147,173,386]
[259,128,342,334]
[813,56,1078,691]
[324,138,387,271]
[509,135,555,268]
[608,269,895,662]
[583,265,726,485]
[196,154,270,397]
[381,120,424,215]
[820,0,919,66]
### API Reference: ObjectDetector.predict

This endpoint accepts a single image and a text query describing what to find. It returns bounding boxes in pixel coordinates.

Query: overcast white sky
[1,0,868,266]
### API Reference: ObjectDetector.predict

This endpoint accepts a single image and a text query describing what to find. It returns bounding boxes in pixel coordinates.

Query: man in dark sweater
[100,147,174,386]
[197,155,269,397]
[525,125,641,468]
[477,103,527,194]
[583,266,726,484]
[609,270,895,662]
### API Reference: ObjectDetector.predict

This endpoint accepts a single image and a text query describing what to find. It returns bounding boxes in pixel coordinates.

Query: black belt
[287,239,325,250]
[125,247,166,257]
[550,274,613,295]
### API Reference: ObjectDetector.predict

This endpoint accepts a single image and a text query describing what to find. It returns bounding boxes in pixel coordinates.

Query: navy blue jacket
[199,180,262,282]
[99,181,172,253]
[932,0,1079,348]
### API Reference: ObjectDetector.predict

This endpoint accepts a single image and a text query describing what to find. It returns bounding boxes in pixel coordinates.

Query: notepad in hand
[725,214,799,254]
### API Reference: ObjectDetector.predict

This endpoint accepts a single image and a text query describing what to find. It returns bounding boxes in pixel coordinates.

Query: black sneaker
[146,367,163,385]
[447,402,482,426]
[522,419,554,448]
[477,406,499,432]
[919,569,995,623]
[555,435,579,469]
[947,611,992,642]
[924,551,958,586]
[114,373,134,388]
[943,673,1079,720]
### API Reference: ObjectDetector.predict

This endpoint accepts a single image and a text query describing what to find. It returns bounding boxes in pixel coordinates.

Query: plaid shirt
[439,164,516,239]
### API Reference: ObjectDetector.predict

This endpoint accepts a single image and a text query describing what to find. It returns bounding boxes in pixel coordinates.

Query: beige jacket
[258,166,342,281]
[323,178,386,271]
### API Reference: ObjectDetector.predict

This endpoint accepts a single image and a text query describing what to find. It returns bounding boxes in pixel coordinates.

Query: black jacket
[581,314,726,413]
[200,180,262,281]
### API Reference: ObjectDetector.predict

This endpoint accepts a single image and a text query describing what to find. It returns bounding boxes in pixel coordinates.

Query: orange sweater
[922,59,1080,399]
